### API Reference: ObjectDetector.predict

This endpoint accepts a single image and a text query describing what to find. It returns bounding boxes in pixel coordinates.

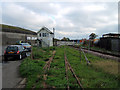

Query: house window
[43,33,45,37]
[39,33,41,37]
[44,33,45,37]
[45,33,47,37]
[42,33,48,37]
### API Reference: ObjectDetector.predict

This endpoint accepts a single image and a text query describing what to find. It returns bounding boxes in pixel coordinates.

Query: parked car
[19,43,32,51]
[4,45,26,60]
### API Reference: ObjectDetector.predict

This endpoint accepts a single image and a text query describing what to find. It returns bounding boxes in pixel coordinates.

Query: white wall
[37,30,53,47]
[57,41,76,46]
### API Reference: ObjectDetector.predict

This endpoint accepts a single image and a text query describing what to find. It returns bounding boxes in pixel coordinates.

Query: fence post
[79,44,81,62]
[31,46,33,60]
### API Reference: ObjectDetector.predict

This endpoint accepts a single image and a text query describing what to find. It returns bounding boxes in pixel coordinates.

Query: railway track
[42,50,56,88]
[43,51,56,70]
[32,50,56,89]
[71,45,120,57]
[81,49,91,65]
[66,46,91,65]
[32,46,87,89]
[64,48,84,89]
[17,46,119,88]
[70,45,120,62]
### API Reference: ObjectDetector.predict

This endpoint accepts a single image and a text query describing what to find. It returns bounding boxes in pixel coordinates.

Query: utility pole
[53,28,55,46]
[89,39,91,50]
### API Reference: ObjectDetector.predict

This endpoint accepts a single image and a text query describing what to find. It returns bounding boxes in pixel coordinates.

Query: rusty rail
[70,46,91,65]
[43,51,56,70]
[32,50,56,89]
[64,51,84,89]
[64,51,70,90]
[81,49,91,65]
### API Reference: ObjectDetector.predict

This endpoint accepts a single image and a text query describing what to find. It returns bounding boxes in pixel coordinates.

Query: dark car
[20,43,31,51]
[4,45,26,60]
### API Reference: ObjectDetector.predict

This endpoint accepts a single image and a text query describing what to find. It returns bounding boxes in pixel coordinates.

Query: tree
[89,33,98,39]
[61,37,70,41]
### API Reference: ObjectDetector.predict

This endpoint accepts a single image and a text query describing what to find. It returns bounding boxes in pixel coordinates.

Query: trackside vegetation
[19,46,119,88]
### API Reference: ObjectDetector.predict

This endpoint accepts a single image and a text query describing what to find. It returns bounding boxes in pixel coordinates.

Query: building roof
[37,26,54,34]
[1,24,37,35]
[102,33,120,38]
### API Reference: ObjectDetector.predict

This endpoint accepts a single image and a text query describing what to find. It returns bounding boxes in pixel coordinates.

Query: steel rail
[64,51,84,89]
[43,51,56,70]
[32,50,56,89]
[70,46,91,65]
[81,49,91,65]
[64,51,70,90]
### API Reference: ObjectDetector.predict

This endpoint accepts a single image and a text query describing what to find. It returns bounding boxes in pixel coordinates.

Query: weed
[20,46,119,88]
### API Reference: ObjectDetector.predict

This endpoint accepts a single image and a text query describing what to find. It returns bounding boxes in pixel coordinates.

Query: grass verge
[20,46,119,88]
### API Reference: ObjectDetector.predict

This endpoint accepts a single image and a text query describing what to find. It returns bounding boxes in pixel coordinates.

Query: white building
[37,27,54,47]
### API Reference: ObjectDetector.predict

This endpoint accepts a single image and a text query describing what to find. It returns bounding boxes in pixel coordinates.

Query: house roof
[37,26,54,34]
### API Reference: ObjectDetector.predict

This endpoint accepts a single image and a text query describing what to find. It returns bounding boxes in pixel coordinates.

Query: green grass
[20,46,119,88]
[20,57,45,88]
[46,46,68,88]
[20,47,54,88]
[79,44,120,56]
[32,46,52,60]
[65,46,119,88]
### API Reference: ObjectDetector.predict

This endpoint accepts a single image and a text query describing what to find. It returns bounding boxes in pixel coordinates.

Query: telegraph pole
[53,28,55,46]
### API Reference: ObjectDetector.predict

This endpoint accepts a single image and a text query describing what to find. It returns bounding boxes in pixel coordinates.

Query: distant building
[1,24,37,46]
[102,33,120,38]
[37,27,54,47]
[100,33,120,52]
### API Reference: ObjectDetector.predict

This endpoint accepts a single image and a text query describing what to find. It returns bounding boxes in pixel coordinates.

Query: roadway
[1,52,31,89]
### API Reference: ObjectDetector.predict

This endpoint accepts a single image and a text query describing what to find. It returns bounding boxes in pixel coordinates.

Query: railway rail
[81,49,91,65]
[64,48,84,89]
[32,50,56,89]
[67,46,91,65]
[27,46,89,89]
[17,46,119,88]
[71,45,120,58]
[70,45,120,62]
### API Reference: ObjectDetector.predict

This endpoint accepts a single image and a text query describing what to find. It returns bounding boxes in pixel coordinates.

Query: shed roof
[102,33,120,38]
[37,26,53,34]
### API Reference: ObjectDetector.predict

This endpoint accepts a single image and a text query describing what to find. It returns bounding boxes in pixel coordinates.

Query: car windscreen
[6,46,18,51]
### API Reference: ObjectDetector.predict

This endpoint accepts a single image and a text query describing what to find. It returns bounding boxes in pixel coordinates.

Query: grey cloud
[97,24,118,37]
[1,2,118,39]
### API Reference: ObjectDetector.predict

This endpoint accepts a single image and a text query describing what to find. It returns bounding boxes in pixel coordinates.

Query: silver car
[20,43,31,51]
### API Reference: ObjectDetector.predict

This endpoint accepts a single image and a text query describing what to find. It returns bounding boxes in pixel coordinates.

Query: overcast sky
[1,1,118,39]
